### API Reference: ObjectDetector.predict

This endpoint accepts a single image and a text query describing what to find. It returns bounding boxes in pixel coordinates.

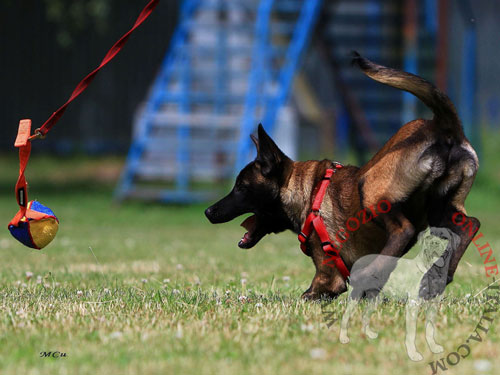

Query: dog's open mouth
[238,214,265,249]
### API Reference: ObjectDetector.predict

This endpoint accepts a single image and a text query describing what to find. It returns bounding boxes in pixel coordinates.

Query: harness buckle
[321,241,339,255]
[333,161,343,169]
[298,232,307,243]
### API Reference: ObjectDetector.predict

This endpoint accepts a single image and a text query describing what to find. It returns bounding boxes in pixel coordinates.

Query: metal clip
[28,128,46,141]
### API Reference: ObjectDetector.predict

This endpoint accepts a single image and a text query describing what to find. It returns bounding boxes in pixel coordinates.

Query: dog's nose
[205,207,215,222]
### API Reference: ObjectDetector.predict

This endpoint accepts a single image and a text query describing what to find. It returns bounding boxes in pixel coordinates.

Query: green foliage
[43,0,111,47]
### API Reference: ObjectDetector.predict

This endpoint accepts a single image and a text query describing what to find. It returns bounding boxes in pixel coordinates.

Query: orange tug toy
[8,120,59,249]
[6,0,159,249]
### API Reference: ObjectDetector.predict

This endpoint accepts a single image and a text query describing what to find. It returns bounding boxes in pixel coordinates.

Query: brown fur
[205,53,480,300]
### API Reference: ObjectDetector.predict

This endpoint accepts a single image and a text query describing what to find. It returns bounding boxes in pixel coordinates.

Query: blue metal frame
[457,0,480,156]
[460,27,480,152]
[177,43,192,192]
[424,0,437,32]
[355,0,381,147]
[235,0,323,172]
[114,0,198,200]
[261,0,323,138]
[235,0,274,171]
[117,0,324,202]
[401,0,419,125]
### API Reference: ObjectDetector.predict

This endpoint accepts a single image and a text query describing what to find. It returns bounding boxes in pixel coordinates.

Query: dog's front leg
[302,245,348,300]
[425,298,444,354]
[340,297,357,344]
[302,269,347,300]
[405,298,423,361]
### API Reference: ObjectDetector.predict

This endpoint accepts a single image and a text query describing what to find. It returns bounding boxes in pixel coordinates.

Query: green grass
[0,132,499,375]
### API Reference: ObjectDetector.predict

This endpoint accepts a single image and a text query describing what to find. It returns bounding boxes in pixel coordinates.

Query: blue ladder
[319,0,437,146]
[235,0,323,170]
[115,0,322,202]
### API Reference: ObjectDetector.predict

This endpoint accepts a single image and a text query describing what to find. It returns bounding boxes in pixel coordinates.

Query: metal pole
[401,0,418,125]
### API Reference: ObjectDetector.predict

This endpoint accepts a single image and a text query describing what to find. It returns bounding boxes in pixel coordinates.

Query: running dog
[205,52,480,300]
[339,227,460,361]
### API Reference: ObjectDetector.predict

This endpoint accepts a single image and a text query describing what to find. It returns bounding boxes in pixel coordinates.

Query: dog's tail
[351,51,463,137]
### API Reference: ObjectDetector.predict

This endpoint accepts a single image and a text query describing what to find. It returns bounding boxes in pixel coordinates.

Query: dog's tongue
[239,215,257,247]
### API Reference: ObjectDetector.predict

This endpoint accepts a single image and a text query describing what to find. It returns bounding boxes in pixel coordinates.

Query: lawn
[0,132,499,375]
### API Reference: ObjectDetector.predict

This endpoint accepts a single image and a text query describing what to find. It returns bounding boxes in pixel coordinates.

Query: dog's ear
[255,123,288,176]
[435,257,445,268]
[417,226,431,246]
[250,134,259,153]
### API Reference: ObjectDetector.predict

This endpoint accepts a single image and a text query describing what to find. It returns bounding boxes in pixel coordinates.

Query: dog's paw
[302,289,340,301]
[363,325,378,340]
[407,350,424,362]
[301,291,317,301]
[339,333,350,344]
[428,343,444,354]
[302,291,330,301]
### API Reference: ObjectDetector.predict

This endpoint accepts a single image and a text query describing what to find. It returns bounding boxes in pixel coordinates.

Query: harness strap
[311,168,334,212]
[312,216,350,279]
[297,163,350,280]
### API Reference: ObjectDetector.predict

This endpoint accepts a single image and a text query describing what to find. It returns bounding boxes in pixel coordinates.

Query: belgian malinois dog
[205,52,480,300]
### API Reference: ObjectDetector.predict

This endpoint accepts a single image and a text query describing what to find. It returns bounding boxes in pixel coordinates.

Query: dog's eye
[235,182,248,192]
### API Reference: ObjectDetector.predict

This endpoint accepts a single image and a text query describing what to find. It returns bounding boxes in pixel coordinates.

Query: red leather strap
[297,163,350,280]
[37,0,160,137]
[312,216,350,279]
[298,212,314,253]
[312,169,334,212]
[9,120,33,226]
[299,167,336,251]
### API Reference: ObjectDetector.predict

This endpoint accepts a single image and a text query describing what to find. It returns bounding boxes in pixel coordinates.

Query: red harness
[298,163,350,280]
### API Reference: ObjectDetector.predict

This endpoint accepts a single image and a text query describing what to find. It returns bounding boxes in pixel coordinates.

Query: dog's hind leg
[425,299,444,354]
[405,298,424,361]
[350,210,415,285]
[361,299,379,339]
[429,149,480,284]
[434,208,480,285]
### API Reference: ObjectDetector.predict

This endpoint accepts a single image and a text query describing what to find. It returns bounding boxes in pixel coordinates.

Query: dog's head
[205,124,293,249]
[417,227,458,269]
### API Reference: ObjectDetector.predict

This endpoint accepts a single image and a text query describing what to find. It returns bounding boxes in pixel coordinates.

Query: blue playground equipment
[115,0,479,203]
[114,0,322,202]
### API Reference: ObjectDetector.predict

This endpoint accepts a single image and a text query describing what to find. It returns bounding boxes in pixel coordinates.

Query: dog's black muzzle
[205,190,250,224]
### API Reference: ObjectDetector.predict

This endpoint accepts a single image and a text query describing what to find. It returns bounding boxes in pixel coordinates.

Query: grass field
[0,133,499,375]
